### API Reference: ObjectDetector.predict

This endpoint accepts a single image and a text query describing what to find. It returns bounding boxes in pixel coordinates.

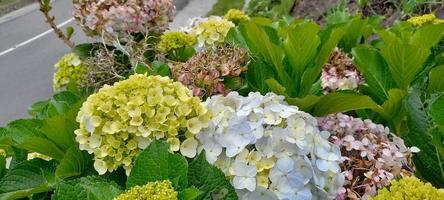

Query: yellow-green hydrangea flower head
[407,13,444,26]
[114,180,178,200]
[157,31,197,53]
[371,177,444,200]
[0,149,5,157]
[75,74,209,175]
[192,17,234,49]
[224,9,250,23]
[53,53,87,91]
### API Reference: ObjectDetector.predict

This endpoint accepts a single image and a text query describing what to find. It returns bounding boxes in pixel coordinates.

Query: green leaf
[0,156,6,179]
[381,89,407,134]
[352,46,394,102]
[283,22,320,80]
[428,65,444,93]
[73,43,97,59]
[313,92,382,117]
[179,187,202,200]
[40,116,76,152]
[52,176,123,200]
[151,61,171,77]
[402,90,444,187]
[265,79,287,96]
[133,63,149,74]
[1,120,65,161]
[411,24,444,49]
[66,26,74,40]
[126,140,188,190]
[246,59,276,94]
[188,153,237,200]
[379,31,431,89]
[430,95,444,126]
[286,95,320,112]
[0,159,57,200]
[300,26,345,96]
[55,146,93,179]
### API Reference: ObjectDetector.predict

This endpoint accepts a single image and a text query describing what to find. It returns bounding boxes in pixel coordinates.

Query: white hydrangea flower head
[194,92,344,199]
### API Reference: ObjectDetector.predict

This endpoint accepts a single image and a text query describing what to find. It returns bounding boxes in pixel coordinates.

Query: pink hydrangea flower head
[73,0,175,37]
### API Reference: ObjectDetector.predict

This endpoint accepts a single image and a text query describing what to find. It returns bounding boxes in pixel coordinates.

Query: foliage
[246,0,295,20]
[207,0,245,16]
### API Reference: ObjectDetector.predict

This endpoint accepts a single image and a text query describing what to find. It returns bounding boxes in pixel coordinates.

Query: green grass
[207,0,245,16]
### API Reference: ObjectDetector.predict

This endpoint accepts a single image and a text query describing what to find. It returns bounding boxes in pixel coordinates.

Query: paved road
[0,0,190,126]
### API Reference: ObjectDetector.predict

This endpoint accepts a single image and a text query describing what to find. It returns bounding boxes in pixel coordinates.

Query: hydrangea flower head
[321,48,364,94]
[318,113,417,200]
[171,46,249,98]
[53,53,87,91]
[191,16,234,49]
[114,180,178,200]
[72,0,175,36]
[224,9,250,23]
[408,13,444,26]
[157,31,197,53]
[75,74,209,175]
[194,92,344,199]
[371,177,444,200]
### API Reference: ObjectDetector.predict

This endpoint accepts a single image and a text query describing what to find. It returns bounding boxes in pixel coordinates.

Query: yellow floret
[75,75,210,175]
[114,180,178,200]
[53,53,87,91]
[371,177,444,200]
[224,9,250,23]
[408,13,444,26]
[157,31,197,53]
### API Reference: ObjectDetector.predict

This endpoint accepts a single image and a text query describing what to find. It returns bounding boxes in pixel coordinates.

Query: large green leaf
[352,46,394,102]
[430,95,444,126]
[52,176,123,200]
[126,140,188,190]
[55,146,93,179]
[381,89,407,134]
[0,159,57,200]
[379,32,431,89]
[402,90,444,187]
[1,120,65,161]
[428,65,444,93]
[188,153,237,200]
[283,22,320,80]
[411,24,444,49]
[246,59,276,94]
[299,26,345,96]
[313,92,383,117]
[40,116,77,152]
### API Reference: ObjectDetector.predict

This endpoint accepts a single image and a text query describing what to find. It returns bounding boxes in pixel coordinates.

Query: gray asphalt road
[0,0,190,126]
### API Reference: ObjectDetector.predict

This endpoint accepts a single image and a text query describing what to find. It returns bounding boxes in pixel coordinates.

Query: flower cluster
[53,53,87,91]
[321,48,364,94]
[317,113,417,200]
[0,149,5,157]
[157,31,197,53]
[224,9,250,23]
[191,16,234,49]
[171,46,249,98]
[194,92,344,200]
[72,0,175,36]
[407,13,444,26]
[371,177,444,200]
[75,75,209,175]
[114,180,178,200]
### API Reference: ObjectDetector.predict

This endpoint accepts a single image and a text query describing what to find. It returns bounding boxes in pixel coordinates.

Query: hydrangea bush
[194,92,344,199]
[318,113,417,200]
[53,53,87,91]
[72,0,175,36]
[171,46,249,98]
[75,74,210,175]
[321,48,364,94]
